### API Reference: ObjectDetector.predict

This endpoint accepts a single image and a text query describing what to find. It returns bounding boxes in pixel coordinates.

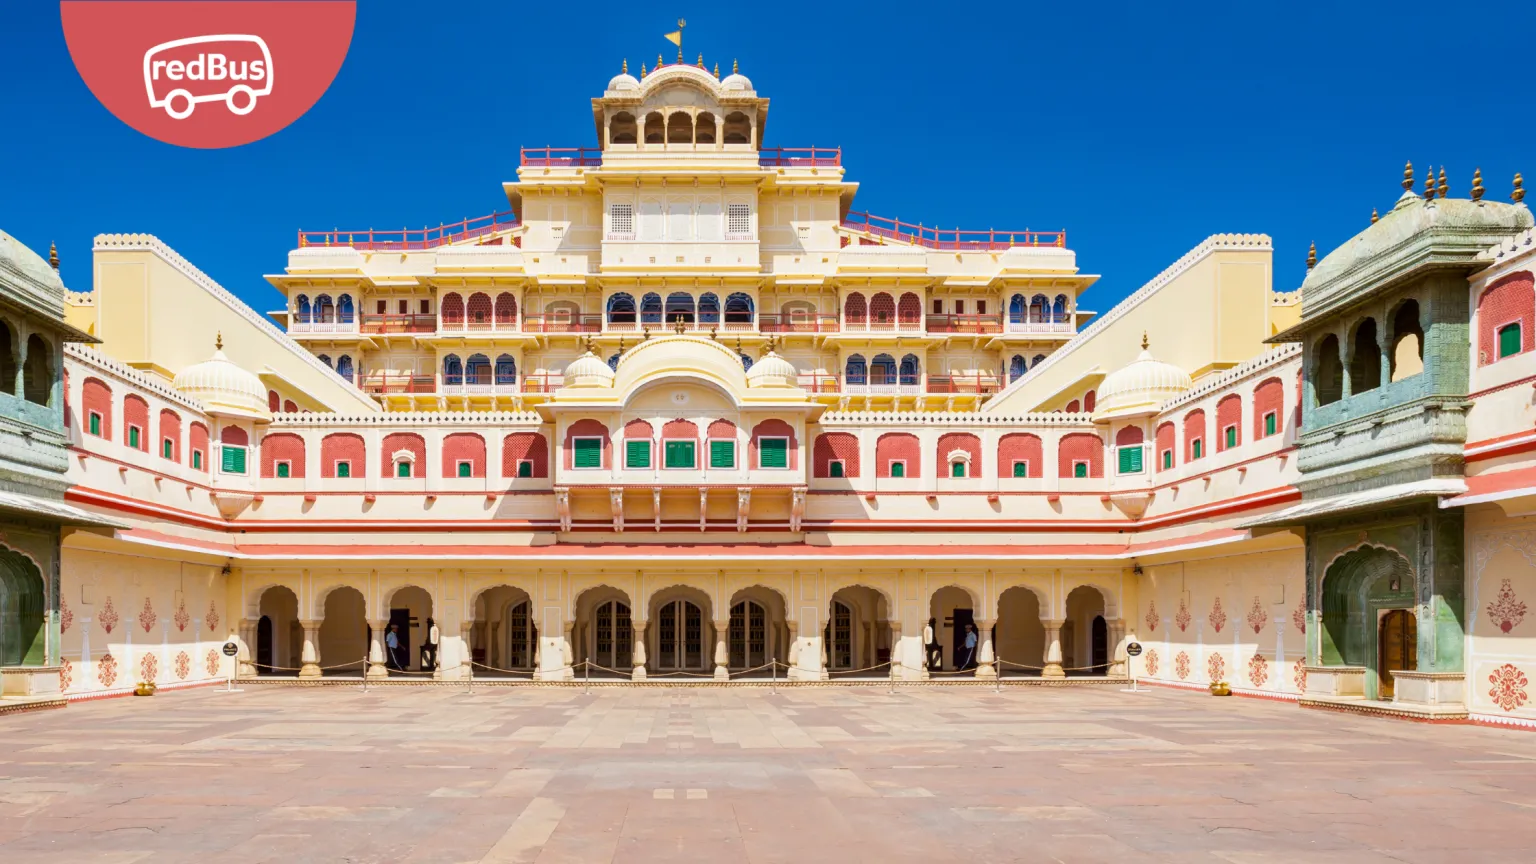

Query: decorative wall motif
[1175,599,1191,632]
[60,597,73,633]
[1175,651,1190,679]
[1247,597,1268,634]
[99,596,119,634]
[1486,579,1528,634]
[1248,653,1269,687]
[1145,648,1159,677]
[138,598,156,633]
[1488,664,1530,712]
[174,651,190,680]
[59,658,73,692]
[1144,601,1160,634]
[174,598,190,632]
[1293,659,1307,692]
[1292,599,1306,634]
[1208,597,1227,633]
[206,601,220,634]
[97,653,118,687]
[1208,652,1226,683]
[205,649,220,677]
[139,652,158,683]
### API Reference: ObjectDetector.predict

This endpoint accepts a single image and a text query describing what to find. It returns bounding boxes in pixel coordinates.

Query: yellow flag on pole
[663,30,682,47]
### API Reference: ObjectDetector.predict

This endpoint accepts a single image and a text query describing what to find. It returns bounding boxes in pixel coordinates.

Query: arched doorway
[472,585,535,676]
[928,585,976,673]
[1320,545,1417,700]
[1063,586,1108,676]
[318,585,367,677]
[574,587,633,677]
[654,598,705,671]
[386,586,434,672]
[256,585,299,676]
[0,549,46,667]
[1379,609,1417,698]
[1091,616,1108,673]
[994,586,1046,678]
[827,586,891,675]
[727,586,785,674]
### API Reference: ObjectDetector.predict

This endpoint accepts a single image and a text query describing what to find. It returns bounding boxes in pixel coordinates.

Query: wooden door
[1378,609,1417,699]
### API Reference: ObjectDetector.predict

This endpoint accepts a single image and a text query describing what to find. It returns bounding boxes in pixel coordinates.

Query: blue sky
[3,2,1531,318]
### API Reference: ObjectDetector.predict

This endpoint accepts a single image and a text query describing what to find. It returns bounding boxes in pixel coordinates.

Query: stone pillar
[237,618,257,678]
[366,619,389,679]
[632,622,647,681]
[975,619,997,679]
[298,620,322,679]
[888,619,904,680]
[713,619,730,680]
[1108,620,1127,676]
[1042,619,1065,678]
[457,620,474,680]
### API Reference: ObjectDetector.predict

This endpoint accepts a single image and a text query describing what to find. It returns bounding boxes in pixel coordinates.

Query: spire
[1141,331,1149,351]
[674,314,686,334]
[697,53,704,68]
[1472,168,1485,202]
[640,62,647,77]
[766,332,779,353]
[1402,160,1414,191]
[1423,166,1436,200]
[622,58,628,74]
[48,242,59,271]
[733,58,739,74]
[215,332,223,351]
[658,53,663,68]
[1516,172,1527,204]
[1306,241,1317,270]
[583,333,595,354]
[1438,166,1448,199]
[1371,207,1379,224]
[713,62,719,79]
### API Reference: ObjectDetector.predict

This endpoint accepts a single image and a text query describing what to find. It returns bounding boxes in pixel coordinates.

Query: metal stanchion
[583,659,590,695]
[362,652,369,693]
[770,659,777,694]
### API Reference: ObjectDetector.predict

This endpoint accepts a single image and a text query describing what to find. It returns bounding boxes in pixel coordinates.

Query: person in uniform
[924,617,941,671]
[422,617,440,671]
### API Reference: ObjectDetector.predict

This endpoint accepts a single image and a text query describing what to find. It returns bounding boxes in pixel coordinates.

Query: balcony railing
[361,314,436,334]
[841,316,924,333]
[925,373,1002,395]
[361,375,436,395]
[520,373,564,394]
[438,316,520,333]
[361,374,568,397]
[760,313,839,333]
[759,147,841,167]
[522,314,603,334]
[926,314,1003,334]
[521,147,603,167]
[842,211,1065,251]
[298,210,520,251]
[290,316,357,334]
[1004,319,1074,334]
[797,374,1001,396]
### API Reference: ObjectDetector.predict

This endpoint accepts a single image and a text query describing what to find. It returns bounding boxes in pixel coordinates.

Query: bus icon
[143,35,273,120]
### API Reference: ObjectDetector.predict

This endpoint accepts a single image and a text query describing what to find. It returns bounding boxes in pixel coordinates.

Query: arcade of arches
[235,572,1128,681]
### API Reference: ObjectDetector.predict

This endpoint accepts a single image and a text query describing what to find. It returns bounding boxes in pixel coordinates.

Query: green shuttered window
[664,440,695,469]
[1500,323,1522,359]
[221,445,247,475]
[276,462,290,478]
[1264,412,1277,437]
[1074,461,1089,478]
[573,438,602,469]
[1012,460,1028,477]
[709,439,735,469]
[1118,445,1143,475]
[1225,426,1237,449]
[759,437,788,469]
[517,460,533,478]
[625,439,650,469]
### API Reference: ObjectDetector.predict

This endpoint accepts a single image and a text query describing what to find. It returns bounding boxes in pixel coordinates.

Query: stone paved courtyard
[2,684,1535,863]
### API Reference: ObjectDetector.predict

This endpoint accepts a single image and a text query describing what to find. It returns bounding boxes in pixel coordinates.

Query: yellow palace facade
[8,60,1536,730]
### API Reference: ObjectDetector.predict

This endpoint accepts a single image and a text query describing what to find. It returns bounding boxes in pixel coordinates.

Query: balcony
[842,211,1064,251]
[758,147,841,167]
[298,210,520,251]
[362,374,567,397]
[796,373,1002,396]
[517,147,841,169]
[521,147,602,167]
[759,313,839,334]
[925,373,1002,395]
[361,314,436,334]
[841,316,924,334]
[438,315,521,333]
[290,316,358,334]
[604,317,756,333]
[362,375,436,395]
[522,314,603,334]
[926,314,1003,334]
[1004,319,1075,335]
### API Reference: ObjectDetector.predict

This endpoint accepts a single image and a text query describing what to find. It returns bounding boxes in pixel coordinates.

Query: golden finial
[617,334,625,354]
[583,333,596,354]
[713,63,720,79]
[1424,166,1436,200]
[1141,331,1149,351]
[733,59,739,74]
[622,58,628,74]
[1402,160,1414,191]
[766,333,778,353]
[697,53,704,68]
[1472,168,1485,202]
[674,315,686,334]
[735,334,743,355]
[48,242,59,270]
[1438,166,1448,199]
[1306,241,1317,270]
[710,327,719,341]
[1516,172,1527,204]
[658,53,663,68]
[1371,208,1379,224]
[640,62,647,77]
[642,326,650,341]
[215,332,223,351]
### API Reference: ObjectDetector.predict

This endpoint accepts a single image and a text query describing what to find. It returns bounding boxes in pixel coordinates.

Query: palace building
[5,59,1536,728]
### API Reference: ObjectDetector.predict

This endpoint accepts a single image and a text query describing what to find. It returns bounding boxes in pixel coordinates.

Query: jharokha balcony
[797,372,1002,397]
[841,212,1065,251]
[517,146,841,168]
[361,373,565,398]
[298,210,521,251]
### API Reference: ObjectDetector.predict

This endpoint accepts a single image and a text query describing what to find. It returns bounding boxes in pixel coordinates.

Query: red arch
[998,433,1042,478]
[321,432,365,478]
[1184,409,1207,461]
[1253,377,1284,439]
[815,432,859,478]
[381,432,426,477]
[82,377,112,439]
[1478,270,1534,365]
[876,432,920,478]
[565,419,611,469]
[260,433,306,478]
[1216,394,1242,451]
[503,432,549,478]
[1058,433,1102,478]
[123,394,149,450]
[1156,421,1176,472]
[442,432,487,478]
[158,408,181,462]
[752,419,799,470]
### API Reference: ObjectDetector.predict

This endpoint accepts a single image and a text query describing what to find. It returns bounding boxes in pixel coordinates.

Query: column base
[1108,661,1127,677]
[631,667,647,681]
[714,666,729,681]
[366,664,389,679]
[236,661,257,679]
[1042,663,1066,679]
[298,664,322,679]
[975,664,997,679]
[534,667,574,682]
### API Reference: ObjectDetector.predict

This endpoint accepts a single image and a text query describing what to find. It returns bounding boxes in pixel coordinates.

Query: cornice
[65,343,207,414]
[1159,344,1301,414]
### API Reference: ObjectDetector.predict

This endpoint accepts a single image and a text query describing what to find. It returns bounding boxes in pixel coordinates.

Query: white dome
[720,72,752,91]
[563,349,616,388]
[745,349,797,388]
[607,72,640,91]
[172,341,270,421]
[1093,342,1191,421]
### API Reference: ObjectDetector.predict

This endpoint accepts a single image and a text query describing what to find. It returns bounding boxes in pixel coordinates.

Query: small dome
[720,72,752,92]
[607,72,640,91]
[1093,342,1191,420]
[745,349,797,388]
[563,348,616,388]
[172,339,270,420]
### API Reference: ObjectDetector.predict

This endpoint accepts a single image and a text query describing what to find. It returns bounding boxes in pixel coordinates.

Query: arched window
[607,292,636,325]
[294,294,311,323]
[316,353,332,369]
[1052,294,1069,323]
[695,112,716,144]
[723,111,751,144]
[1499,323,1523,360]
[643,112,664,144]
[1349,318,1380,394]
[740,354,753,372]
[844,292,867,324]
[23,334,51,405]
[1030,294,1049,323]
[335,355,354,381]
[465,353,491,385]
[870,353,896,385]
[869,293,895,326]
[337,294,355,323]
[443,354,463,386]
[1316,334,1343,406]
[607,354,620,371]
[440,292,464,326]
[724,293,754,325]
[494,292,517,328]
[466,292,492,327]
[1031,353,1047,367]
[665,291,696,324]
[495,354,517,385]
[1008,294,1025,323]
[698,293,720,324]
[898,292,922,326]
[1009,355,1026,382]
[1390,300,1423,381]
[666,111,693,144]
[610,111,637,144]
[846,354,867,385]
[899,354,920,386]
[640,292,663,324]
[314,294,335,323]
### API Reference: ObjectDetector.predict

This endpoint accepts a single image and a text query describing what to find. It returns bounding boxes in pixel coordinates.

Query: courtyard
[0,685,1533,863]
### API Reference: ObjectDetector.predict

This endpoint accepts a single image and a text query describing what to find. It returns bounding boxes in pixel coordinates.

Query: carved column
[459,620,474,680]
[713,618,730,680]
[632,621,647,680]
[298,620,322,679]
[888,619,904,680]
[1042,619,1065,678]
[1108,619,1127,676]
[237,618,257,678]
[975,619,997,679]
[366,619,389,679]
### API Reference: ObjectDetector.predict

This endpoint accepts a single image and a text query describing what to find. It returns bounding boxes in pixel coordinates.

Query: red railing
[926,314,1004,334]
[361,375,436,395]
[760,313,840,333]
[521,314,603,333]
[299,210,519,251]
[797,374,841,393]
[520,147,603,167]
[521,373,565,394]
[796,374,999,395]
[360,314,436,334]
[926,373,1002,395]
[842,211,1064,250]
[759,147,841,167]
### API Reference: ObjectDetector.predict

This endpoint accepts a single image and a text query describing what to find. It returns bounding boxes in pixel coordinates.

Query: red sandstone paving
[3,686,1536,861]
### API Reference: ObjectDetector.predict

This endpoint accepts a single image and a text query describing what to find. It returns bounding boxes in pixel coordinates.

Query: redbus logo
[62,1,355,148]
[145,35,273,119]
